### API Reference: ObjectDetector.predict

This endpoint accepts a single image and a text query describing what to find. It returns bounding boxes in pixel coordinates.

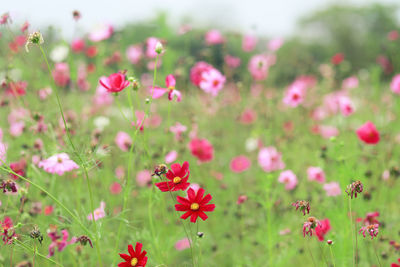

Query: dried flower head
[359,224,379,239]
[0,179,17,193]
[346,180,363,199]
[72,10,81,21]
[76,235,93,248]
[25,31,44,52]
[30,226,43,244]
[303,217,320,237]
[292,200,310,216]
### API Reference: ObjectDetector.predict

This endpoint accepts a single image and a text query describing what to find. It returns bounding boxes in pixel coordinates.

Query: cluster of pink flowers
[190,62,226,96]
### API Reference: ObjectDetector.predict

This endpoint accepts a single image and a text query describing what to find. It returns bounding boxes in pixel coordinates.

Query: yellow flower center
[190,203,200,211]
[57,157,63,163]
[168,86,175,91]
[131,257,138,266]
[173,177,181,184]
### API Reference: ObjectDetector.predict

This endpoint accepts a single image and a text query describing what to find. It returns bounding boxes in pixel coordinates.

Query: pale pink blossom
[248,54,276,81]
[9,122,25,137]
[38,87,52,100]
[89,24,113,42]
[146,37,161,58]
[258,147,285,172]
[239,108,257,124]
[165,150,178,164]
[338,96,355,116]
[268,38,284,51]
[199,68,226,96]
[205,29,224,45]
[391,74,400,94]
[382,170,390,181]
[87,201,106,221]
[319,125,339,139]
[323,182,341,196]
[307,167,326,183]
[115,131,132,152]
[175,238,191,251]
[0,142,6,166]
[38,153,79,176]
[170,122,187,141]
[242,35,257,52]
[126,44,142,64]
[278,170,298,190]
[52,63,70,87]
[342,76,359,89]
[149,74,182,102]
[224,55,241,68]
[93,85,114,107]
[136,170,152,187]
[283,85,304,108]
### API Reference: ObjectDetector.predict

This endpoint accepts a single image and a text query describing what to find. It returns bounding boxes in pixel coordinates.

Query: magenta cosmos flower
[356,121,380,145]
[150,74,182,102]
[307,167,326,184]
[230,155,251,173]
[115,131,132,152]
[38,153,79,176]
[278,170,298,190]
[189,138,214,163]
[199,68,226,96]
[258,146,285,172]
[205,29,224,45]
[190,61,213,86]
[47,229,77,257]
[99,72,130,93]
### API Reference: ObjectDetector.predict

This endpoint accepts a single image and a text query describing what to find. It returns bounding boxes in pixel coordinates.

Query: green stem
[348,198,356,267]
[329,246,336,267]
[0,165,90,235]
[38,44,102,266]
[372,241,382,267]
[305,239,317,267]
[14,239,63,266]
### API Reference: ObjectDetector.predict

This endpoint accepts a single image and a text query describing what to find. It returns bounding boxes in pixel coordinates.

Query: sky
[2,0,399,39]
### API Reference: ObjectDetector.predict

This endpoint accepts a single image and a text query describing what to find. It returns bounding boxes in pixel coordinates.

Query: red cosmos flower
[155,161,190,192]
[99,72,130,93]
[315,219,331,241]
[392,258,400,267]
[118,243,148,267]
[189,138,214,163]
[356,121,380,145]
[175,188,216,223]
[331,53,344,65]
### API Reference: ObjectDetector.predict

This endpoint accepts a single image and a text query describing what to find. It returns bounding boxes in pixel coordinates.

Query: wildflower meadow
[1,2,400,266]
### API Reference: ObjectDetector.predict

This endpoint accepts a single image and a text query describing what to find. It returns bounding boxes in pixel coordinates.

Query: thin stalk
[0,165,90,235]
[37,44,102,266]
[348,198,356,267]
[372,241,382,267]
[14,239,63,267]
[329,245,336,267]
[305,239,317,267]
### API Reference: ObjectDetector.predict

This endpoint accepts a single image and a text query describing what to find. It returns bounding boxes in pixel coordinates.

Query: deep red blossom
[356,121,380,145]
[331,53,344,65]
[155,161,190,192]
[118,243,148,267]
[1,217,16,244]
[175,188,215,223]
[189,138,214,163]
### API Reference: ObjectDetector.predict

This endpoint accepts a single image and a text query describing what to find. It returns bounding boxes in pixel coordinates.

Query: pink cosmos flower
[178,24,192,35]
[356,121,380,145]
[175,238,191,251]
[47,229,77,257]
[0,13,10,25]
[9,122,25,137]
[38,153,79,176]
[0,142,6,166]
[126,44,142,64]
[170,122,187,141]
[237,195,248,205]
[283,85,304,108]
[278,170,298,190]
[189,138,214,163]
[93,85,114,107]
[239,108,257,124]
[87,201,106,221]
[136,170,152,187]
[248,54,276,81]
[89,24,113,42]
[382,170,390,181]
[165,150,178,164]
[391,74,400,94]
[258,146,285,172]
[205,29,224,45]
[99,72,130,93]
[315,219,331,241]
[77,64,90,91]
[338,96,355,116]
[110,182,122,195]
[242,35,257,52]
[323,182,341,197]
[224,55,241,68]
[115,132,132,152]
[230,155,251,173]
[318,125,339,139]
[150,74,182,102]
[268,38,284,51]
[342,76,359,89]
[20,21,29,32]
[199,68,226,96]
[52,63,70,87]
[146,37,161,58]
[388,30,399,41]
[307,167,326,183]
[38,87,52,100]
[71,39,85,53]
[190,61,213,86]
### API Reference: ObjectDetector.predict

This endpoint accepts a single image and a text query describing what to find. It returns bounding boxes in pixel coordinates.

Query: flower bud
[155,42,163,54]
